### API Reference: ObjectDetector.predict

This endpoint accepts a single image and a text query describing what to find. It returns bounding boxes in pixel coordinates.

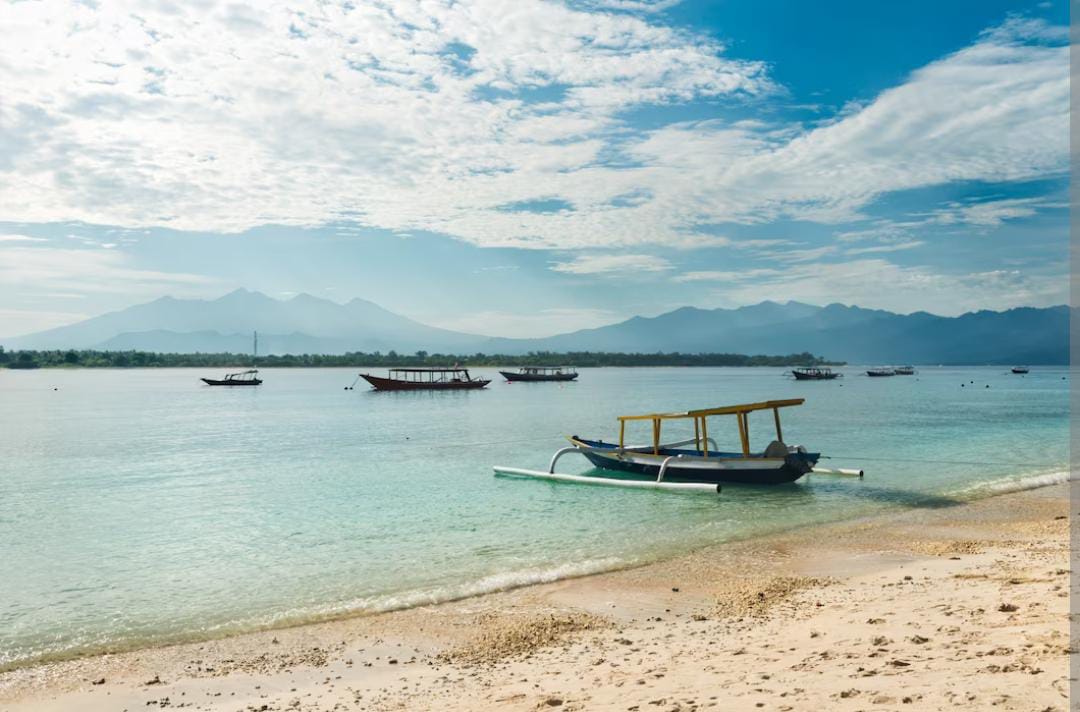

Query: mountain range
[2,289,1069,364]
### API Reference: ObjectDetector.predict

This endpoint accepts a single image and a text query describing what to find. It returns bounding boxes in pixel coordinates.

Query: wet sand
[0,483,1070,711]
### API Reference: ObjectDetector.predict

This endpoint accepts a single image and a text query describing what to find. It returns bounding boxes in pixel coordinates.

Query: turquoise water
[0,366,1068,669]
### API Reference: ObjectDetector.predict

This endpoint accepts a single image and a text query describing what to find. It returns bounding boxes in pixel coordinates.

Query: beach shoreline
[1,480,1070,711]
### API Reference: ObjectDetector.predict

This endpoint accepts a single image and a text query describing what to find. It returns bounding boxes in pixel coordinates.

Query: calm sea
[0,366,1068,669]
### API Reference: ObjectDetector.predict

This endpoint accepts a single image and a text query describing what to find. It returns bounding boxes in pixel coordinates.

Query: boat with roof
[500,366,578,382]
[495,399,822,490]
[791,366,840,380]
[202,332,262,386]
[360,367,490,391]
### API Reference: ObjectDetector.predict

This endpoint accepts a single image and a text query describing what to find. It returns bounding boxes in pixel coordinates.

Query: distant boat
[894,366,916,375]
[500,366,578,382]
[791,366,840,381]
[360,367,490,391]
[866,368,896,377]
[201,369,262,387]
[1011,366,1030,374]
[202,332,262,386]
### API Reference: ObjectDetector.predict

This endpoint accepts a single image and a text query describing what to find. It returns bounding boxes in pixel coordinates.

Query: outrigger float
[495,399,862,494]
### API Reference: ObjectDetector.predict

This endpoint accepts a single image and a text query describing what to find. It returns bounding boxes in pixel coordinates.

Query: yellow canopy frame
[616,399,804,457]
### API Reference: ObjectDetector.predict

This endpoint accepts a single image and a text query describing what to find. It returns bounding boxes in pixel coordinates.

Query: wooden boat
[202,332,261,386]
[791,366,840,380]
[1011,366,1030,374]
[866,368,896,377]
[500,366,578,382]
[496,400,820,488]
[361,367,490,391]
[201,369,262,386]
[894,366,916,375]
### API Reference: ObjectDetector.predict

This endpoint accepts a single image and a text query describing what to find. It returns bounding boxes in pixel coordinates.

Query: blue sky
[0,0,1068,338]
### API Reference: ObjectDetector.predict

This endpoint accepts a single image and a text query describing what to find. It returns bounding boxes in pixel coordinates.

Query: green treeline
[0,347,837,369]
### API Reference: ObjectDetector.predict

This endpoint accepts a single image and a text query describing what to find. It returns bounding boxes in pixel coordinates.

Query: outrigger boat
[500,366,578,382]
[360,367,490,391]
[495,399,828,492]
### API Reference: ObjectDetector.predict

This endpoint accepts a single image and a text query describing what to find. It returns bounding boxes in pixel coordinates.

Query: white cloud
[844,240,924,255]
[674,268,780,283]
[0,308,93,337]
[0,246,214,295]
[687,258,1066,315]
[0,7,1066,253]
[927,197,1061,228]
[434,307,621,338]
[0,0,770,249]
[551,253,673,274]
[582,0,685,13]
[0,234,47,243]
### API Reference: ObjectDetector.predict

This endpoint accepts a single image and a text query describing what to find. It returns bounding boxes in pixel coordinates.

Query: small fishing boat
[500,366,578,382]
[202,331,262,386]
[495,399,820,488]
[1011,366,1030,374]
[894,366,916,375]
[866,368,896,377]
[791,366,840,380]
[201,369,262,387]
[360,367,490,391]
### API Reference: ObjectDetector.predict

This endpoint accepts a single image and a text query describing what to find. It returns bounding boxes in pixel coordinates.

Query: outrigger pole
[493,465,720,494]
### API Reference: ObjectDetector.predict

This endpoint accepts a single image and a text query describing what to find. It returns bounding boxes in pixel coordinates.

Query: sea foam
[947,468,1073,498]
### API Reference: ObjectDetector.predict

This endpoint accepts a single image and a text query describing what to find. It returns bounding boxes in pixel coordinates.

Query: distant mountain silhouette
[485,301,1070,364]
[5,289,484,354]
[3,291,1069,364]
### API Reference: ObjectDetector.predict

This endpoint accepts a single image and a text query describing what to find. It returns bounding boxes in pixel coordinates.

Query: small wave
[947,468,1072,498]
[367,557,626,613]
[2,557,629,671]
[316,557,627,617]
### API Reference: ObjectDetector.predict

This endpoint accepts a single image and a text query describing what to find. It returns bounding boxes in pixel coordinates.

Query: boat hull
[361,374,490,391]
[201,378,262,386]
[500,371,578,382]
[570,438,817,485]
[866,371,895,377]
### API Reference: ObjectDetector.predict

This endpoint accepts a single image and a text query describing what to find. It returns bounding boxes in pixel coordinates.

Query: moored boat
[894,366,916,375]
[360,367,490,391]
[866,368,896,377]
[497,399,820,487]
[201,369,262,386]
[1011,366,1030,374]
[500,366,578,382]
[202,331,262,386]
[791,366,840,380]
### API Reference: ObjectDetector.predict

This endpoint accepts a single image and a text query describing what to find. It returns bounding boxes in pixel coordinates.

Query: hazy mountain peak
[2,292,1068,364]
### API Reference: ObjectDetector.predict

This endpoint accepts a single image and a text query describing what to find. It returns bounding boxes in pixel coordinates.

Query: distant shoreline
[0,349,840,369]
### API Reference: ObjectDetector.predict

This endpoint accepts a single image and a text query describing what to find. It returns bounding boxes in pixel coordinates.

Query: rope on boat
[344,374,362,390]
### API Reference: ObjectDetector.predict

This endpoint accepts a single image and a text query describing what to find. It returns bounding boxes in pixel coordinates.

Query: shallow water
[0,366,1068,668]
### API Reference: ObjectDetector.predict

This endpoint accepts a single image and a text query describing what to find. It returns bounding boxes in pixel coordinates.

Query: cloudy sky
[0,0,1069,338]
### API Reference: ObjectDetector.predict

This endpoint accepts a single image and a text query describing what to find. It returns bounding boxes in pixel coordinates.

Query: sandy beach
[1,483,1070,712]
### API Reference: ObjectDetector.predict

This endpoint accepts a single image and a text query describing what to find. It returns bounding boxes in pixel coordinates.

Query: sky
[0,0,1069,338]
